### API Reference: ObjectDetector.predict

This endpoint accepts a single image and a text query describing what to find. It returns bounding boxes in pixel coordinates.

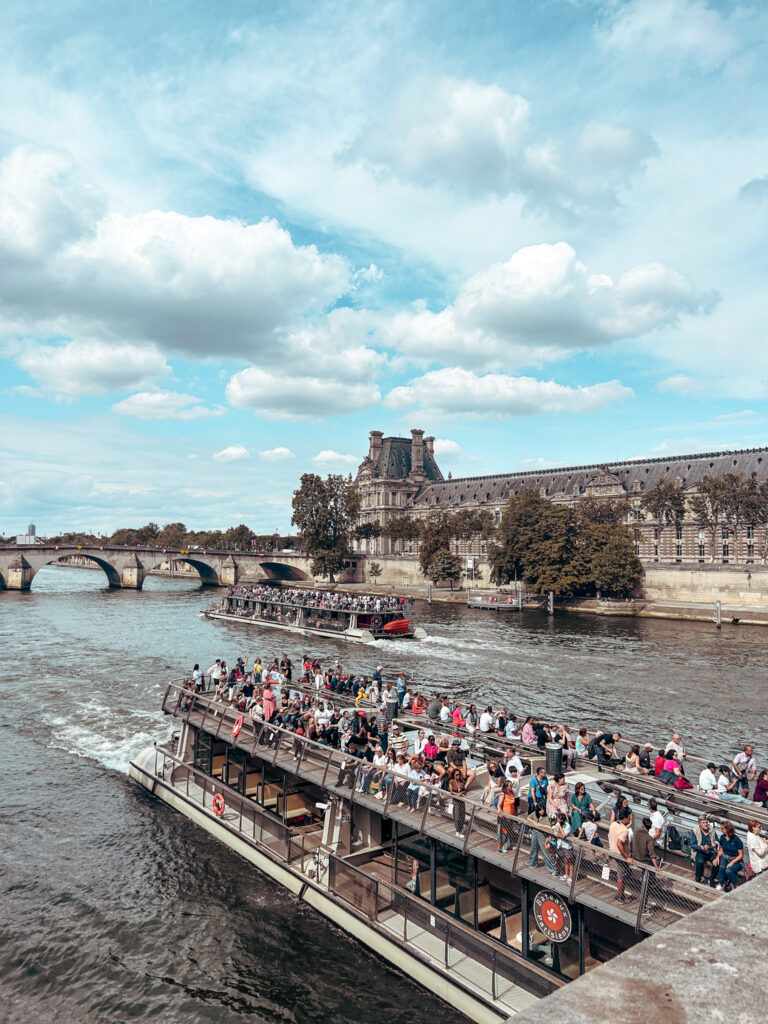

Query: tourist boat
[203,587,427,643]
[131,680,724,1024]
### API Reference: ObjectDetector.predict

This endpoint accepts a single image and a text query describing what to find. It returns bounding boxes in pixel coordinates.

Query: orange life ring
[232,716,244,738]
[212,792,225,816]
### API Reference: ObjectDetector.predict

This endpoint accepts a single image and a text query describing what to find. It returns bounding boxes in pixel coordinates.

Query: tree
[689,476,731,563]
[157,522,188,549]
[383,515,421,544]
[590,531,643,597]
[487,489,544,586]
[579,497,628,526]
[354,521,382,542]
[448,508,495,554]
[221,524,256,551]
[367,561,382,584]
[640,480,686,558]
[426,549,463,587]
[417,513,454,577]
[291,473,360,580]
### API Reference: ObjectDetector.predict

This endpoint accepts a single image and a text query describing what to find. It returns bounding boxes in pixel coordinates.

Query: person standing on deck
[733,745,757,797]
[608,808,634,902]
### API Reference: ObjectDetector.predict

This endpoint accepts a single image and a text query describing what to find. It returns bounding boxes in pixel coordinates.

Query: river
[2,565,767,1023]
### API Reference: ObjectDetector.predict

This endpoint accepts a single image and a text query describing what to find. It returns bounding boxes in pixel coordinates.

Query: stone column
[221,554,238,586]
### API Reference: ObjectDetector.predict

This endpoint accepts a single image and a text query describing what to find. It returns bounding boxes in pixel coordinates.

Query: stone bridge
[0,545,315,591]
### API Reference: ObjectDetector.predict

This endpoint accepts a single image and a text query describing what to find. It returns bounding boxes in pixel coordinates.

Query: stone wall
[642,563,768,606]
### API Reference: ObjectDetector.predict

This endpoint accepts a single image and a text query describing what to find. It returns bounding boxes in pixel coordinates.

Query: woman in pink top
[452,706,466,728]
[262,685,277,722]
[521,717,537,746]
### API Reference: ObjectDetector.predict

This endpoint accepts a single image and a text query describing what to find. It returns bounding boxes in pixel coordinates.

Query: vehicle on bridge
[204,585,427,643]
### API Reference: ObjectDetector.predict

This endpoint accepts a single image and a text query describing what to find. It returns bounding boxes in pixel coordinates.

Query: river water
[2,566,768,1023]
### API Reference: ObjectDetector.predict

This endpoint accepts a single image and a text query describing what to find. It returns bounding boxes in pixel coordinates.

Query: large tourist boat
[204,585,427,643]
[131,680,724,1024]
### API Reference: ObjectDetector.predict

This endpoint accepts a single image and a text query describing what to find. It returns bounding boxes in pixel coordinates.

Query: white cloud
[385,367,633,419]
[9,338,171,398]
[111,390,225,420]
[433,438,462,456]
[343,78,657,217]
[599,0,738,72]
[657,374,705,396]
[226,367,380,420]
[259,446,296,461]
[384,243,716,368]
[0,146,352,362]
[714,409,762,423]
[312,449,359,467]
[213,444,250,462]
[517,457,567,470]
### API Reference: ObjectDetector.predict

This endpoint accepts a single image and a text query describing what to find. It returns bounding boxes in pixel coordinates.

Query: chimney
[369,430,383,461]
[424,436,435,457]
[410,428,425,477]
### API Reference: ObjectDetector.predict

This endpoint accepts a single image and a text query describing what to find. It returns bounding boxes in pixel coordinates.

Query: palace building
[354,429,768,567]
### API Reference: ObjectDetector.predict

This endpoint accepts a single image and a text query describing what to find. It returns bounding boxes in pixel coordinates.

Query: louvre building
[354,429,768,566]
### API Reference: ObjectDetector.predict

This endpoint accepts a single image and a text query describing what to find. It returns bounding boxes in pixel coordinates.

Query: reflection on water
[1,564,767,1022]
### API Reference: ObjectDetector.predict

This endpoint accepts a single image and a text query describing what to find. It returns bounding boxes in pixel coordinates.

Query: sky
[1,0,767,535]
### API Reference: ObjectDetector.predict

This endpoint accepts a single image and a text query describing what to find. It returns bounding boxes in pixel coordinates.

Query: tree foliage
[291,473,360,579]
[417,513,454,576]
[487,490,642,597]
[367,561,382,583]
[353,521,382,541]
[426,549,463,586]
[383,514,421,543]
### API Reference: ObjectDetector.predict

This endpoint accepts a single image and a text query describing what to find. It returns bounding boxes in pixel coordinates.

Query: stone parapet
[510,871,768,1024]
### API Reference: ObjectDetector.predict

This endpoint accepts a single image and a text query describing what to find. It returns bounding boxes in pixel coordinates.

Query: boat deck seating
[279,791,319,823]
[244,771,263,796]
[212,754,226,778]
[260,782,283,809]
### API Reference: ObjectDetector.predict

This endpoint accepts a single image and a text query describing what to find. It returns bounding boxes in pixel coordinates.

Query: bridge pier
[119,553,146,589]
[221,555,238,587]
[5,554,34,590]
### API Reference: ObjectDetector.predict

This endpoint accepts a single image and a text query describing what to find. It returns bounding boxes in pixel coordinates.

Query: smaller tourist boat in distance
[203,584,427,643]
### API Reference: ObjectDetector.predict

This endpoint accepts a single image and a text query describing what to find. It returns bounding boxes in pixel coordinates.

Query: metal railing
[164,683,724,932]
[326,855,562,1002]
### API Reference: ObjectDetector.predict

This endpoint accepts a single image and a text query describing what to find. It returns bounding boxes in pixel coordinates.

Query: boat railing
[326,854,564,1000]
[163,683,725,930]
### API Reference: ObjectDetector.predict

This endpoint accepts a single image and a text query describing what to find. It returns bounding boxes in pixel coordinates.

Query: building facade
[354,430,768,568]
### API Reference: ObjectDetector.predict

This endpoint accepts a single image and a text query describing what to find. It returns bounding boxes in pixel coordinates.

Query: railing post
[635,869,651,933]
[513,821,526,872]
[321,748,333,788]
[569,847,583,903]
[444,919,449,967]
[462,805,476,855]
[491,947,497,1001]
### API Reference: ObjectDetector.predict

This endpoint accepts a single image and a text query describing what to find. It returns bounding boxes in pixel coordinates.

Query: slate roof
[359,437,444,483]
[411,446,768,508]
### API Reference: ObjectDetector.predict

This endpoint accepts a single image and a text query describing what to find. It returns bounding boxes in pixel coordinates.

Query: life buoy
[212,792,225,816]
[371,614,383,628]
[232,716,244,738]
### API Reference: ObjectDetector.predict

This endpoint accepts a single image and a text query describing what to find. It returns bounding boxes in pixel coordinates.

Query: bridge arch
[164,558,220,586]
[40,554,122,588]
[258,561,311,582]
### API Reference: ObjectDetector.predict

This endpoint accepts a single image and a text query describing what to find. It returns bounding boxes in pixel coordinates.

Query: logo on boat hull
[533,890,572,943]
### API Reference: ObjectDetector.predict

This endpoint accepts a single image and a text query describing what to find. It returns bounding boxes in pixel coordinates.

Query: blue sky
[1,0,767,534]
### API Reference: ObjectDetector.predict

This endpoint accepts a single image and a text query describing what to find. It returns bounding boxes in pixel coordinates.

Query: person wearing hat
[699,761,718,793]
[389,724,408,758]
[446,737,476,791]
[639,743,655,772]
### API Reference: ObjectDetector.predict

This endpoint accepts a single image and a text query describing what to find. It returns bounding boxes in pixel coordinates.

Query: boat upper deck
[165,681,723,935]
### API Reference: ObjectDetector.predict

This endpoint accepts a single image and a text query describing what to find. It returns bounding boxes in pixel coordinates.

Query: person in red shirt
[654,748,667,776]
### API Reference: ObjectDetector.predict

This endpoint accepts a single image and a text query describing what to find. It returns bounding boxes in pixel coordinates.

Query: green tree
[689,476,730,563]
[417,513,453,577]
[590,530,643,596]
[367,561,383,584]
[487,489,543,586]
[354,521,383,542]
[157,522,188,548]
[578,497,628,526]
[448,508,495,554]
[221,524,256,550]
[291,473,361,580]
[640,479,685,558]
[426,549,463,587]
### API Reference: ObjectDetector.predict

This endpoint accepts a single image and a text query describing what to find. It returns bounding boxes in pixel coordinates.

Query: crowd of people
[180,653,768,891]
[226,585,412,615]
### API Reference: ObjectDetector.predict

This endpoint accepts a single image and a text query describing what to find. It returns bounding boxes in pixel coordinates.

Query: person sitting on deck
[479,706,495,733]
[691,817,719,886]
[698,762,718,794]
[754,769,768,808]
[481,759,504,805]
[427,695,441,721]
[713,820,745,890]
[592,731,624,770]
[746,820,768,875]
[446,738,476,791]
[717,765,753,803]
[654,749,667,777]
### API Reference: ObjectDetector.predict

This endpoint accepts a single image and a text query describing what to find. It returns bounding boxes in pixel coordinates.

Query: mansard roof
[357,436,444,483]
[411,446,768,508]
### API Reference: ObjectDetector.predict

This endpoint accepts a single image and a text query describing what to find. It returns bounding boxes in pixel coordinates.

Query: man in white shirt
[504,749,524,779]
[699,762,718,793]
[505,717,521,740]
[207,660,222,683]
[648,798,666,849]
[666,733,686,760]
[733,745,757,796]
[479,706,494,733]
